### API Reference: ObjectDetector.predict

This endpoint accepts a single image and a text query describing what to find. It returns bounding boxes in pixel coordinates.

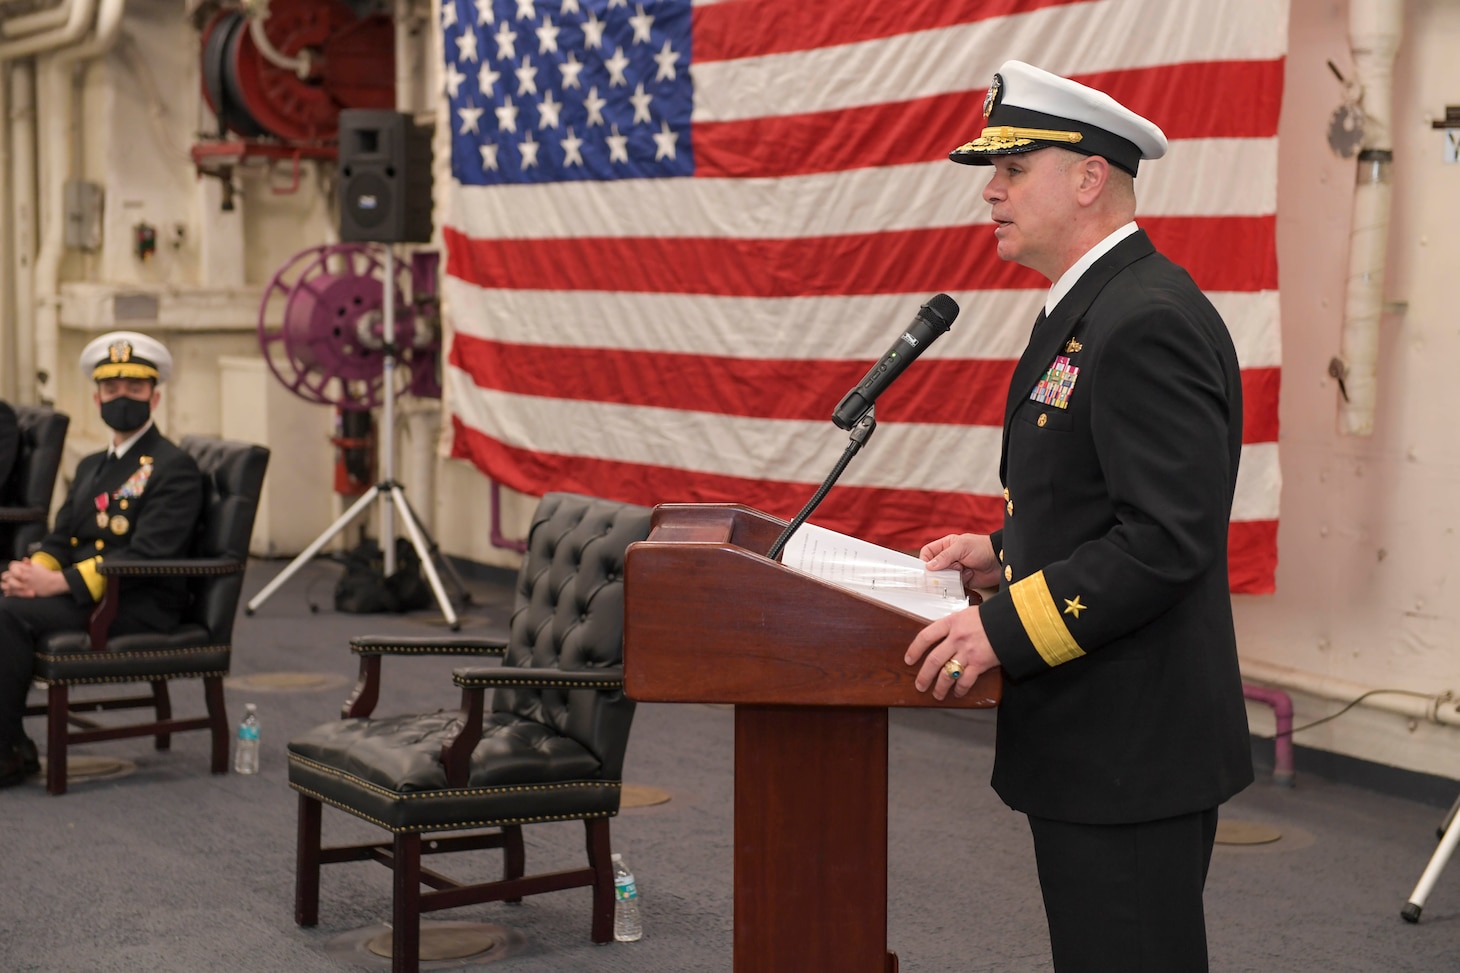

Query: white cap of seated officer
[949,60,1167,176]
[79,331,173,384]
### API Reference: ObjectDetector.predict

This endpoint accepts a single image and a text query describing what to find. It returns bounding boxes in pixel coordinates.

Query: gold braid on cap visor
[92,363,159,381]
[954,126,1085,153]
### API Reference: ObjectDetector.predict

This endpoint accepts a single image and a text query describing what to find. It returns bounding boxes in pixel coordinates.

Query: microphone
[831,293,959,430]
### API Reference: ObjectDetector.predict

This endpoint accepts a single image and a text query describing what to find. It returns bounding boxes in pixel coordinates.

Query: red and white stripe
[444,0,1288,593]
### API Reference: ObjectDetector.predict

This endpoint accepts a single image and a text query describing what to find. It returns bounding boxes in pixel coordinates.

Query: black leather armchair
[0,405,70,559]
[288,492,653,973]
[28,435,270,794]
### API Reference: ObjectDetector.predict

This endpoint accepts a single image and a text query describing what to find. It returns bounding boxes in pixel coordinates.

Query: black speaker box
[337,110,434,243]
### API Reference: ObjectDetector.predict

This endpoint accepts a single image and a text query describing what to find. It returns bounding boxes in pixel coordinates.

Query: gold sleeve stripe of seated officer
[31,551,62,572]
[1009,571,1085,667]
[29,550,107,600]
[77,557,106,600]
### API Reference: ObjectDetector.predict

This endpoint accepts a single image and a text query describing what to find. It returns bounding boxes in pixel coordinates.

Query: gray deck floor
[3,558,1458,972]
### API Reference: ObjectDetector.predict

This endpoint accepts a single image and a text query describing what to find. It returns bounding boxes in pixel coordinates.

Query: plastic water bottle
[612,852,642,942]
[233,703,260,775]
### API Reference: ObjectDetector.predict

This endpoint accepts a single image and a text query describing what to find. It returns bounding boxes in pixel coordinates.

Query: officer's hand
[1,558,36,597]
[0,558,66,599]
[904,605,998,701]
[27,565,69,598]
[919,533,1002,592]
[0,560,19,596]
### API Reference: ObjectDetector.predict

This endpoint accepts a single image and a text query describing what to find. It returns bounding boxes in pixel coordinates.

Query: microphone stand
[767,407,878,562]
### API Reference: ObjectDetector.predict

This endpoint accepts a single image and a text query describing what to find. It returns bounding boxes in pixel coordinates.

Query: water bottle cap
[611,853,622,862]
[244,703,257,713]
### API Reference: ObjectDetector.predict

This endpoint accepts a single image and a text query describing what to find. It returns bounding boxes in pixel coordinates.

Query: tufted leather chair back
[497,493,653,776]
[178,436,270,643]
[2,405,70,558]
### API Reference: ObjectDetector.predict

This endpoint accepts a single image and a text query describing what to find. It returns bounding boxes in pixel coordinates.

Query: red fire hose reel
[196,0,395,176]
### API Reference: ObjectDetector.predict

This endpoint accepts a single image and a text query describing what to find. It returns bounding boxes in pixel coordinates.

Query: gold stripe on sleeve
[76,556,106,601]
[31,551,63,572]
[1009,571,1085,668]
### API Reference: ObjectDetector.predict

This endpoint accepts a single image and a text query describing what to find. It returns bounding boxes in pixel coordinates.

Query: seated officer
[0,399,17,500]
[1,399,26,557]
[0,332,203,787]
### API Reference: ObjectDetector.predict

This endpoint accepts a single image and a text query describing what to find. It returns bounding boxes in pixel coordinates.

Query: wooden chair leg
[151,680,172,751]
[502,824,525,902]
[392,831,422,973]
[295,793,322,927]
[204,676,229,774]
[585,817,614,943]
[46,683,68,796]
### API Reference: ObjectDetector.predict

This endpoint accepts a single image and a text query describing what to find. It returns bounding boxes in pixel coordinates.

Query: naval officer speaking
[902,61,1253,973]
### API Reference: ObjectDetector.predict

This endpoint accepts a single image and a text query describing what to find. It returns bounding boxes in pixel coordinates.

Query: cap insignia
[983,73,1002,121]
[108,341,134,364]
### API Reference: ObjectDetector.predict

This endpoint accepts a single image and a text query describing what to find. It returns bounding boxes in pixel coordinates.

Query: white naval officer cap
[949,60,1168,176]
[80,331,173,384]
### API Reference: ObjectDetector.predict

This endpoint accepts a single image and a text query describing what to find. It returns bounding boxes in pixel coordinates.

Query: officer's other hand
[1,559,36,597]
[920,533,1001,591]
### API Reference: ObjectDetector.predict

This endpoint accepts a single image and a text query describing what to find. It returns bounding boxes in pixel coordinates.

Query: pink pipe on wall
[491,480,527,553]
[1244,683,1295,786]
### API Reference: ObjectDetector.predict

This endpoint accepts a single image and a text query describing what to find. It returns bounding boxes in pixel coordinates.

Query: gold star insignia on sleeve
[1063,596,1086,618]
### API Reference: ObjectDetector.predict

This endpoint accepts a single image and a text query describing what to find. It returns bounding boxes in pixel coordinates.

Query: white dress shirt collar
[1044,221,1140,316]
[109,419,155,460]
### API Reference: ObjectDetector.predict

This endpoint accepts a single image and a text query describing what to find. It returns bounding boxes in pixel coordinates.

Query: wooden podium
[624,504,1001,973]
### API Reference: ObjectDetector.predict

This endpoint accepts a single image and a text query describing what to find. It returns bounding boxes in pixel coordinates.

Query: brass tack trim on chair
[289,754,620,802]
[288,783,395,829]
[454,676,624,690]
[33,668,230,687]
[36,646,230,661]
[101,564,243,576]
[288,781,618,835]
[349,643,506,655]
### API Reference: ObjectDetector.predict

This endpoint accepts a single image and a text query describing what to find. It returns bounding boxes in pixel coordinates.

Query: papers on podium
[779,522,969,622]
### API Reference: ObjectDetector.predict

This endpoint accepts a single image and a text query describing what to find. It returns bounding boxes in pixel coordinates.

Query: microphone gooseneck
[769,294,959,561]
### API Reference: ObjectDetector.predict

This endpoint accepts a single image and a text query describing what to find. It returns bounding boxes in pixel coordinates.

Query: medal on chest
[1030,354,1080,409]
[94,457,153,532]
[117,460,154,500]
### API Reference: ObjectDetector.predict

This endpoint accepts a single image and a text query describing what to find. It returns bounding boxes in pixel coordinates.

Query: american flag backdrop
[441,0,1286,594]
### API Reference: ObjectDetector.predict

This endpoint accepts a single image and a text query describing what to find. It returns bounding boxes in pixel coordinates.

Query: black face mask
[100,396,152,432]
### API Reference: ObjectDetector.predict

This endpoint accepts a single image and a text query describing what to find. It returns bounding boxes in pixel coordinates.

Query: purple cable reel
[258,242,441,410]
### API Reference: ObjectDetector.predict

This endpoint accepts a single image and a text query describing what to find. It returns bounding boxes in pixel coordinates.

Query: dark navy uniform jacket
[0,400,18,502]
[978,230,1254,825]
[32,425,203,634]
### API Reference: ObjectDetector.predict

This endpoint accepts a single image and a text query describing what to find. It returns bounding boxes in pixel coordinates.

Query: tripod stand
[245,246,465,630]
[1402,790,1460,922]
